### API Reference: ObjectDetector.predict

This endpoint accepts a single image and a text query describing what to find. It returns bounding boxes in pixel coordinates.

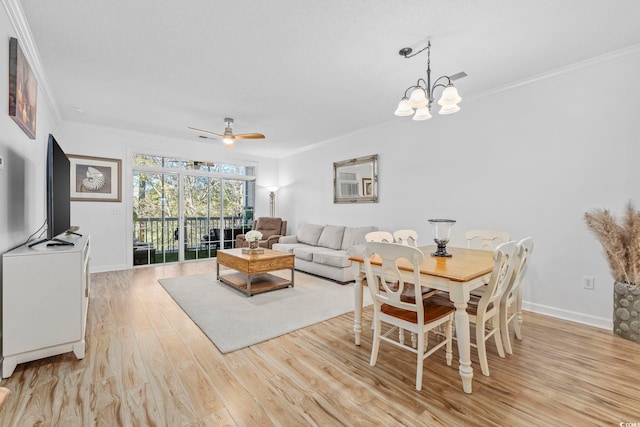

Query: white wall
[0,12,60,258]
[277,49,640,328]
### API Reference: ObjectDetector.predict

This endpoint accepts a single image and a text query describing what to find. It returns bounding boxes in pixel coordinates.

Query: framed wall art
[362,178,373,196]
[8,37,37,139]
[68,155,122,202]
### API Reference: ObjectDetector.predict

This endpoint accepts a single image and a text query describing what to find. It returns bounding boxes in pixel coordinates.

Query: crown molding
[465,43,640,103]
[2,0,62,122]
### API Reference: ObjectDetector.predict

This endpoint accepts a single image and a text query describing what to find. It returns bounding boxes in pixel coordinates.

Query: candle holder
[428,219,456,257]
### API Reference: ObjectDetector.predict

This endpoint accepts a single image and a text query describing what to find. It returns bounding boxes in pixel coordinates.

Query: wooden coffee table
[216,248,295,296]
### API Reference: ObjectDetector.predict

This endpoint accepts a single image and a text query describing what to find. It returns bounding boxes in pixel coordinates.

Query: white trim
[282,119,395,158]
[465,43,640,103]
[2,0,62,122]
[523,301,611,330]
[91,264,129,273]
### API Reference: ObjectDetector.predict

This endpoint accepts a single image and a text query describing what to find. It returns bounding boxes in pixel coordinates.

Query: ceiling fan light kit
[188,117,265,147]
[394,41,465,121]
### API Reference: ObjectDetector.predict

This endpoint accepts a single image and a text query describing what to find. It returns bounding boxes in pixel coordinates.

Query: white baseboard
[91,263,128,273]
[523,301,612,330]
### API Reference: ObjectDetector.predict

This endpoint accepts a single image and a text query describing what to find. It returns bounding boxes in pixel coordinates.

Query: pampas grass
[584,201,640,285]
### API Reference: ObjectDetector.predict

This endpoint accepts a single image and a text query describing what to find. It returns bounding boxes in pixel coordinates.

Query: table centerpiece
[242,230,264,254]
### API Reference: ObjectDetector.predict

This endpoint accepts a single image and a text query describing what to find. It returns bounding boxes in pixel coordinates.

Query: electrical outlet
[583,276,595,290]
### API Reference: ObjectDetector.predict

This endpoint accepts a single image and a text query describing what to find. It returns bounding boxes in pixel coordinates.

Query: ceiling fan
[188,117,265,147]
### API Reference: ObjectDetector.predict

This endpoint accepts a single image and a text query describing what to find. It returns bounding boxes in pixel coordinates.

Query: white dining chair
[364,231,395,331]
[465,230,510,251]
[365,230,419,342]
[393,229,433,347]
[364,242,455,391]
[365,231,394,243]
[393,229,418,247]
[499,237,534,354]
[430,240,517,376]
[466,230,511,298]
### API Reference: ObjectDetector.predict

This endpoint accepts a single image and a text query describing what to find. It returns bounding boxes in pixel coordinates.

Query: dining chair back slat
[394,229,418,247]
[466,230,510,251]
[365,231,394,243]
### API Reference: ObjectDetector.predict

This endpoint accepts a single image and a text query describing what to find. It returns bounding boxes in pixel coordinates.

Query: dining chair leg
[411,332,417,348]
[399,328,405,345]
[370,319,381,367]
[416,330,426,391]
[476,323,490,376]
[493,317,506,358]
[500,305,514,355]
[515,291,524,340]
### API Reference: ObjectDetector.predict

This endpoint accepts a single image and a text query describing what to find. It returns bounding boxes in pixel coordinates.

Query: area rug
[158,270,372,353]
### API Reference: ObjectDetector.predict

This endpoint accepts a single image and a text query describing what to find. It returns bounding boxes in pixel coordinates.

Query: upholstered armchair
[235,217,287,249]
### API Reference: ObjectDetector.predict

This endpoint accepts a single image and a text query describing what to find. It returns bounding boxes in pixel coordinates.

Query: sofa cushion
[313,250,351,268]
[271,243,306,254]
[293,245,332,262]
[341,226,378,250]
[317,225,346,250]
[297,224,325,246]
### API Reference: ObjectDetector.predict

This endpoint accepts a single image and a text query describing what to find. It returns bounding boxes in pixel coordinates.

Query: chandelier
[394,41,466,121]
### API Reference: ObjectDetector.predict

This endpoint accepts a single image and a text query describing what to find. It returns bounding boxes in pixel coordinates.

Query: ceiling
[17,0,640,157]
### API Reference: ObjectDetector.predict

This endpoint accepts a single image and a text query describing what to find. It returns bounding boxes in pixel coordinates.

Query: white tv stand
[2,233,90,378]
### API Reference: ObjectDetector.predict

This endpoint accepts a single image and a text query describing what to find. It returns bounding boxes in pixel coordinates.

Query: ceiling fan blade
[449,71,468,81]
[233,133,265,140]
[188,126,224,138]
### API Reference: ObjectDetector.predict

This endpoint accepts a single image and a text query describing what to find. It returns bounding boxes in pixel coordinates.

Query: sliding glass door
[182,175,221,260]
[132,155,256,266]
[132,171,180,264]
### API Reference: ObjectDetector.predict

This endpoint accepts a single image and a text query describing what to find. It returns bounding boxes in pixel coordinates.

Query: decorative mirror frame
[333,154,378,203]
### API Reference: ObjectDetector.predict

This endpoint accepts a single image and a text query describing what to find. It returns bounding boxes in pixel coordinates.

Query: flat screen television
[29,134,73,247]
[30,135,73,247]
[46,134,71,240]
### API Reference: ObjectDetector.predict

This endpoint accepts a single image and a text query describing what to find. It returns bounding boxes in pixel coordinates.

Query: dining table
[349,245,495,394]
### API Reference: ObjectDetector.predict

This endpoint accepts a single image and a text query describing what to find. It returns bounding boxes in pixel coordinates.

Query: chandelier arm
[402,79,428,99]
[402,86,415,99]
[431,83,450,93]
[432,75,453,88]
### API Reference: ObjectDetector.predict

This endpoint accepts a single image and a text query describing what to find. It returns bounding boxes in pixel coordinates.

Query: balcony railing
[133,216,253,264]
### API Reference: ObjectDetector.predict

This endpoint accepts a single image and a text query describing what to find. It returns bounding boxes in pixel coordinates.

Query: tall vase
[613,281,640,343]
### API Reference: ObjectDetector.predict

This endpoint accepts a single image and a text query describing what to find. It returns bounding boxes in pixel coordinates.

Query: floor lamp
[268,187,279,217]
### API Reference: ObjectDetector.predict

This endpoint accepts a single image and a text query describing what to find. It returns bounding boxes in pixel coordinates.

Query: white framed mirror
[333,154,378,203]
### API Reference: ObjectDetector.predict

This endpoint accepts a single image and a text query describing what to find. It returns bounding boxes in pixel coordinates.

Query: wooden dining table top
[349,245,495,282]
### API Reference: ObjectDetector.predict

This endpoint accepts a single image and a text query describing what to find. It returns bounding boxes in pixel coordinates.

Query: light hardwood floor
[1,260,639,426]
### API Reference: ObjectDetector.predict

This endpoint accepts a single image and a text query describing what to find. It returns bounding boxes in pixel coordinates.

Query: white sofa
[272,223,378,283]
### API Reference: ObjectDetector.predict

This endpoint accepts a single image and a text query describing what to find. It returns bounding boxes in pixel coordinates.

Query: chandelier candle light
[428,219,456,257]
[394,41,466,121]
